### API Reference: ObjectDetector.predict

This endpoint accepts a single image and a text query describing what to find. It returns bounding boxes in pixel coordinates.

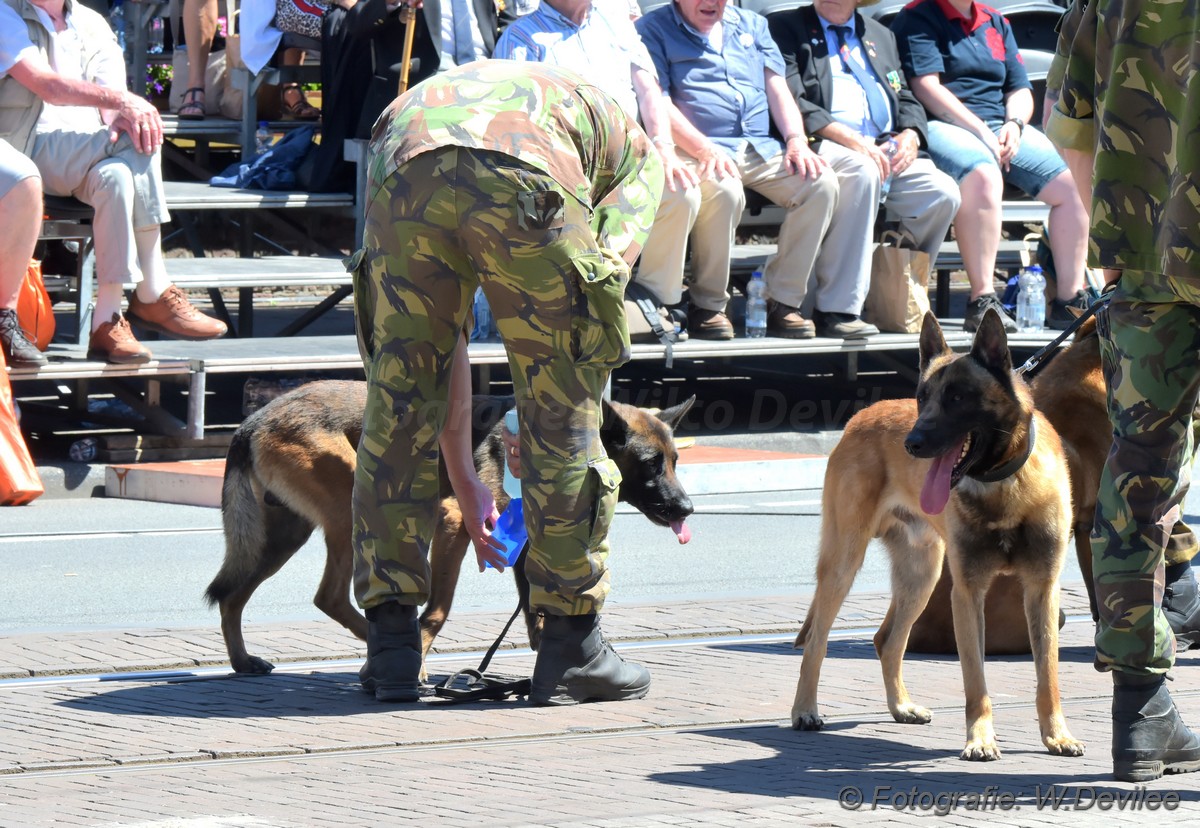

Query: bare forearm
[910,75,986,133]
[439,333,478,491]
[11,61,128,111]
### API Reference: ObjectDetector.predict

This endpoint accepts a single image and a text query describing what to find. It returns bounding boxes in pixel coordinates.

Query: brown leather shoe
[88,313,151,364]
[127,285,228,341]
[687,308,734,341]
[0,308,48,367]
[767,300,816,339]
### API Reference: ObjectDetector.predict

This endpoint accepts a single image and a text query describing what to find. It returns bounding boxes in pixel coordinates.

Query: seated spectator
[238,0,322,119]
[494,0,698,332]
[636,0,846,340]
[175,0,218,120]
[0,142,45,367]
[771,0,960,337]
[1,0,226,364]
[301,0,514,191]
[892,0,1090,331]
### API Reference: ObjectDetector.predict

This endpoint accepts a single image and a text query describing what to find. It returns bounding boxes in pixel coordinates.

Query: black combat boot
[530,613,650,706]
[1163,561,1200,650]
[1112,672,1200,782]
[358,602,422,702]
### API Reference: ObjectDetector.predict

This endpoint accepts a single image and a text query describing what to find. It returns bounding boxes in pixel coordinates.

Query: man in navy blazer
[769,0,959,331]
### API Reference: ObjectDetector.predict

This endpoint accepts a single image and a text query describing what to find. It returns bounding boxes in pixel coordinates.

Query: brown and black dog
[206,380,695,676]
[908,315,1105,653]
[791,311,1085,761]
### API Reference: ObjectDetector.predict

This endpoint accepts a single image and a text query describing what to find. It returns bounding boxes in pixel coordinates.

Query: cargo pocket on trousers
[569,249,632,371]
[585,457,622,552]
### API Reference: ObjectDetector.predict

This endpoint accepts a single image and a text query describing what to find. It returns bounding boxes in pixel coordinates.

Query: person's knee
[1037,170,1085,212]
[959,165,1003,208]
[87,161,136,208]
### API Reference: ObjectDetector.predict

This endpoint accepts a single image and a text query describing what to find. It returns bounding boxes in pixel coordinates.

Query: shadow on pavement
[649,722,1200,803]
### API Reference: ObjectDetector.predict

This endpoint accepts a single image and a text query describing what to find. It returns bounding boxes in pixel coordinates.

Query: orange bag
[17,259,55,351]
[0,345,44,505]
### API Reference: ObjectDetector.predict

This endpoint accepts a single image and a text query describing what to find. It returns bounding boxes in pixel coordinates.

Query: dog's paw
[232,655,275,675]
[891,703,932,725]
[1045,734,1085,757]
[960,740,1002,762]
[791,710,825,731]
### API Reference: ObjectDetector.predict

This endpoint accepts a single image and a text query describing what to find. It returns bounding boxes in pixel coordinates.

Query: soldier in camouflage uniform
[1047,0,1200,654]
[1047,0,1200,781]
[351,61,665,706]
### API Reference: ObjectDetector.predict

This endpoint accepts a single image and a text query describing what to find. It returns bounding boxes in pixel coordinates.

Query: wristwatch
[1006,117,1026,131]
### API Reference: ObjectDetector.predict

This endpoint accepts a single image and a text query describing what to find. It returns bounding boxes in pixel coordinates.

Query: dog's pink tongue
[920,440,965,516]
[670,519,691,545]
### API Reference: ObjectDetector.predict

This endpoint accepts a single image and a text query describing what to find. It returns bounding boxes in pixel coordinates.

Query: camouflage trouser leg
[352,147,634,615]
[1093,269,1200,674]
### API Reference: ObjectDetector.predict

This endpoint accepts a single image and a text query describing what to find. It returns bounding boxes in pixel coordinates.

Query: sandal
[280,84,320,121]
[177,86,205,120]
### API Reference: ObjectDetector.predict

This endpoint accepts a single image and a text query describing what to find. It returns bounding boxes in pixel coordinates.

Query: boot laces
[162,286,199,318]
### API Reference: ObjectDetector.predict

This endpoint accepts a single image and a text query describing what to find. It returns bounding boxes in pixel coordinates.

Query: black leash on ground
[433,601,532,703]
[1014,290,1111,381]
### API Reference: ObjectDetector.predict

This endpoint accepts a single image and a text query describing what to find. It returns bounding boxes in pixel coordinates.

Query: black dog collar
[971,418,1037,484]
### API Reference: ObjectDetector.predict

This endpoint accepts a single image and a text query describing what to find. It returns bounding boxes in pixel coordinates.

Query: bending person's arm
[439,333,508,571]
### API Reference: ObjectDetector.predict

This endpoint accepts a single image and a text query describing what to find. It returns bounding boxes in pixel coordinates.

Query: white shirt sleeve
[0,4,38,77]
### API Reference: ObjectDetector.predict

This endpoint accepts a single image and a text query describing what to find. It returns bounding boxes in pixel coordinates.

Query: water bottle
[108,0,126,51]
[148,16,165,54]
[1016,264,1047,332]
[487,408,527,569]
[255,121,272,156]
[879,138,898,203]
[745,270,767,338]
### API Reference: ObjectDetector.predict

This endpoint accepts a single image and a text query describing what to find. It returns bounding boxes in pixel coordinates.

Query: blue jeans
[925,120,1067,197]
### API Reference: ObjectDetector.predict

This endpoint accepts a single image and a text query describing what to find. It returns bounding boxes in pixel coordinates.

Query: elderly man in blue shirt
[637,0,865,339]
[494,0,697,336]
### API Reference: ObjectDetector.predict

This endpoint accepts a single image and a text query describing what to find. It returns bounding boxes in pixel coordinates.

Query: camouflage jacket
[367,61,656,218]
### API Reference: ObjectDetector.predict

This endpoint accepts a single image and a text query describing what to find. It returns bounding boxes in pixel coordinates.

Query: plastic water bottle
[108,0,126,51]
[255,122,272,156]
[745,270,767,338]
[487,408,527,569]
[148,17,165,54]
[879,138,898,203]
[1016,264,1047,332]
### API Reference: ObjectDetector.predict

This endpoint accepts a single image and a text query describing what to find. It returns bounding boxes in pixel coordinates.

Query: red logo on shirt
[985,26,1005,60]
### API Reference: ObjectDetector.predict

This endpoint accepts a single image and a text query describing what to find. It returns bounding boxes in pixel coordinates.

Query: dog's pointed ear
[600,398,630,449]
[918,312,949,375]
[655,395,696,431]
[970,309,1012,374]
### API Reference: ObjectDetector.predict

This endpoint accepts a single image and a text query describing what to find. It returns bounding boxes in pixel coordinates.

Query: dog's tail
[206,429,267,607]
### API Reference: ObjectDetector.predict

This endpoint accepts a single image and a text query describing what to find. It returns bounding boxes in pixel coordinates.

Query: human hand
[997,121,1022,169]
[661,150,700,191]
[112,92,164,154]
[888,129,919,176]
[693,143,740,182]
[784,136,827,178]
[457,476,509,571]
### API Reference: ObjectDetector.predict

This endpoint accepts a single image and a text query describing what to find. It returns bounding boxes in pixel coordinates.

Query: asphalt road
[0,480,1103,635]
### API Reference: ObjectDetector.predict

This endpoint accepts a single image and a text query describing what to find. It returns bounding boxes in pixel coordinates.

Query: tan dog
[791,311,1085,761]
[908,316,1104,653]
[206,380,695,676]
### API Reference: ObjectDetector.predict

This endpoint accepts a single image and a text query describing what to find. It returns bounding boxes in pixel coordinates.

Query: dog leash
[1015,291,1111,380]
[433,601,533,703]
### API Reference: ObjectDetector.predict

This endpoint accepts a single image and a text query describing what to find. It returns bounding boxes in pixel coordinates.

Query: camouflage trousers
[1093,269,1200,675]
[352,147,638,616]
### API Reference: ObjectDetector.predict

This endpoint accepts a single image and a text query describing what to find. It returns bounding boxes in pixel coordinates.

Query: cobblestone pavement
[0,583,1197,826]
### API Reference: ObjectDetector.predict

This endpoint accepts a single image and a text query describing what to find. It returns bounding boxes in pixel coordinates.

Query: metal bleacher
[11,0,1069,439]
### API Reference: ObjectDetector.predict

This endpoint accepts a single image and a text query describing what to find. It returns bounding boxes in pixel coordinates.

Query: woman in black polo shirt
[892,0,1090,332]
